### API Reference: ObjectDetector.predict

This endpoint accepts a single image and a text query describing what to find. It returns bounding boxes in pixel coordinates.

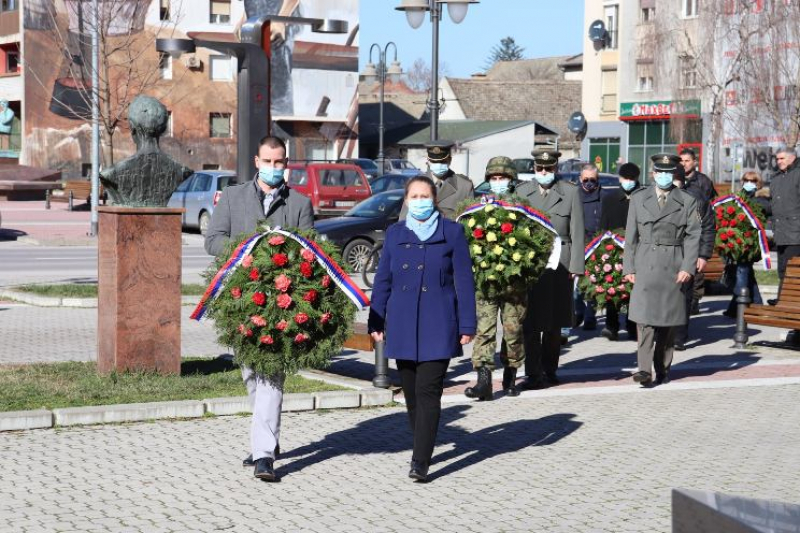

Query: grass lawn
[0,358,345,412]
[755,270,780,286]
[14,283,207,298]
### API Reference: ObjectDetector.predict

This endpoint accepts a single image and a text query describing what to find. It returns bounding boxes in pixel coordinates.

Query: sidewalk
[0,200,96,245]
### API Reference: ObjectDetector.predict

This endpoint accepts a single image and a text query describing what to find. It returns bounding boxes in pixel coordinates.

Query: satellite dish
[588,20,607,43]
[568,111,587,135]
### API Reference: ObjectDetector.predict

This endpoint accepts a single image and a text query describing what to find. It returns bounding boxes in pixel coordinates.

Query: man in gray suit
[623,154,701,387]
[517,148,585,388]
[204,135,313,481]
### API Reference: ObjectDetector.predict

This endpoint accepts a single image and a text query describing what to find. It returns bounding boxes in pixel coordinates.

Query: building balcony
[601,94,618,115]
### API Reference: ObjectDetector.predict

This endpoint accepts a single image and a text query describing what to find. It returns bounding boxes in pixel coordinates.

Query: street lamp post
[156,15,347,184]
[395,0,477,141]
[90,0,99,236]
[363,43,402,175]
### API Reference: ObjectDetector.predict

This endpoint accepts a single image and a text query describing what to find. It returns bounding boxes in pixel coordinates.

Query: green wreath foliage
[455,194,555,297]
[713,192,767,264]
[202,224,357,377]
[577,230,632,311]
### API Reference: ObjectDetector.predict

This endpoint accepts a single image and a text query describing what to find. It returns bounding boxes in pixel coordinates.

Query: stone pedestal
[98,207,184,375]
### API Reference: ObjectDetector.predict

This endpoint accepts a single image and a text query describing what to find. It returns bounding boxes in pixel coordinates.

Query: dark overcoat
[770,158,800,246]
[516,179,585,330]
[368,217,477,361]
[600,187,638,232]
[623,186,702,327]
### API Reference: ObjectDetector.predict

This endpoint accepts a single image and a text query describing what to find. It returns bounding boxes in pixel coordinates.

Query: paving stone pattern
[1,385,799,533]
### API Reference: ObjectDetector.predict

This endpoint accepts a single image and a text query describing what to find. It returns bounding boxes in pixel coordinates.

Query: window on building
[210,113,232,138]
[683,0,698,17]
[158,53,172,80]
[604,4,619,49]
[641,7,655,22]
[210,0,231,24]
[209,55,233,81]
[601,69,618,114]
[160,0,170,20]
[681,57,698,89]
[202,164,221,170]
[627,121,701,183]
[636,63,654,92]
[6,51,19,73]
[588,137,621,174]
[166,111,173,137]
[0,0,17,12]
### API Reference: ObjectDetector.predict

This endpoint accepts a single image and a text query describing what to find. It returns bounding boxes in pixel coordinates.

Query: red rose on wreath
[605,244,615,251]
[249,268,260,281]
[294,312,309,325]
[244,328,254,337]
[321,275,331,288]
[320,312,332,325]
[274,274,292,292]
[251,292,266,306]
[736,238,743,244]
[230,287,242,299]
[622,293,629,299]
[259,335,274,345]
[276,293,293,309]
[241,255,254,268]
[595,286,605,293]
[300,262,313,278]
[720,233,729,241]
[727,229,735,237]
[729,219,737,228]
[301,249,315,262]
[268,235,285,246]
[275,320,288,331]
[473,228,485,239]
[727,242,735,248]
[250,315,267,327]
[737,213,746,222]
[591,254,597,261]
[303,289,319,303]
[721,220,729,227]
[744,231,752,238]
[605,275,614,283]
[294,333,309,344]
[237,324,246,334]
[608,287,616,295]
[272,253,289,267]
[727,206,736,215]
[716,209,724,219]
[500,222,514,234]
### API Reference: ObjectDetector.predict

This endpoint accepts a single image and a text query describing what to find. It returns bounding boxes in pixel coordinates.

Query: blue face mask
[429,163,449,176]
[535,172,555,187]
[620,179,637,192]
[258,167,285,187]
[654,172,674,190]
[742,182,757,192]
[407,198,435,221]
[489,179,510,195]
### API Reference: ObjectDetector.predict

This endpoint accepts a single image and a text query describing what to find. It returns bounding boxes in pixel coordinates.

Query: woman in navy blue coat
[368,175,477,482]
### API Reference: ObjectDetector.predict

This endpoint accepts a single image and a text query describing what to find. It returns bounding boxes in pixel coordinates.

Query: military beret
[618,162,641,180]
[425,140,455,161]
[531,147,561,167]
[485,156,517,180]
[651,153,680,172]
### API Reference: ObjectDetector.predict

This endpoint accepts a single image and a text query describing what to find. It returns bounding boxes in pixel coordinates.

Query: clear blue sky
[359,0,585,78]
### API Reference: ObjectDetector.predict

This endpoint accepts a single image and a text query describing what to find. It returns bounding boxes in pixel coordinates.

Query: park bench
[343,321,373,351]
[744,257,800,330]
[704,253,725,283]
[48,180,105,210]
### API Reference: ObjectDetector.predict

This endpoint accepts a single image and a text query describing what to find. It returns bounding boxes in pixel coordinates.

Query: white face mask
[535,172,555,186]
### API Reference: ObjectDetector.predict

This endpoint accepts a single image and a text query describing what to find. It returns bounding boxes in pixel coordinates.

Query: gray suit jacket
[204,180,314,257]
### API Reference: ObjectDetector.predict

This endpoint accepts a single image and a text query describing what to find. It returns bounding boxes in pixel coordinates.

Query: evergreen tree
[484,37,526,71]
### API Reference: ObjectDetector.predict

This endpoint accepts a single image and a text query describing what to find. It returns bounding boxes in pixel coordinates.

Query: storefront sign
[619,100,701,121]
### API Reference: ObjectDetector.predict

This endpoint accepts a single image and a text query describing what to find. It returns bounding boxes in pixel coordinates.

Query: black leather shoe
[545,372,560,385]
[632,371,653,385]
[601,328,619,341]
[768,298,778,306]
[521,374,548,390]
[502,367,520,396]
[408,460,429,482]
[674,342,686,351]
[243,444,280,467]
[254,458,277,481]
[560,334,569,345]
[655,374,670,386]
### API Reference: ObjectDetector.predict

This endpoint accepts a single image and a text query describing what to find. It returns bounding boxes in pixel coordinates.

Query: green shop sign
[619,100,701,121]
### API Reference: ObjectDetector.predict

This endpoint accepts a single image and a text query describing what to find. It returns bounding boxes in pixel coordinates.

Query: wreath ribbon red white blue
[584,231,625,261]
[190,228,370,321]
[711,194,772,270]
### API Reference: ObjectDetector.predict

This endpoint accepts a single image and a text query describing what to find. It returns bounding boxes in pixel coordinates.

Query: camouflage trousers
[472,291,528,370]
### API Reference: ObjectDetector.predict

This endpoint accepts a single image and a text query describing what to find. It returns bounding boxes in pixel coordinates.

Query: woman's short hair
[404,175,438,200]
[741,171,763,189]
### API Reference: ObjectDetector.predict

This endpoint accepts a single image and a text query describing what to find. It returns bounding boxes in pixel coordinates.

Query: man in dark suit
[599,162,641,340]
[574,163,606,331]
[205,135,313,481]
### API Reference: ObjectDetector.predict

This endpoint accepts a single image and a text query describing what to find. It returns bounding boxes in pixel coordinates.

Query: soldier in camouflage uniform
[465,157,527,400]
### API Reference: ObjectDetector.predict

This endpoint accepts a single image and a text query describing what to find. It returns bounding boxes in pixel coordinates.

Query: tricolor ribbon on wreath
[584,231,625,260]
[190,228,371,321]
[456,195,562,269]
[711,194,772,270]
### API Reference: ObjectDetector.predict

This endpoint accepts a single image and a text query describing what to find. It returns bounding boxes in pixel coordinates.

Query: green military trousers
[472,291,527,371]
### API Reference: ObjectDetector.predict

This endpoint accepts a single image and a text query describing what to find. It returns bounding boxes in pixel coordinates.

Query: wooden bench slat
[744,316,800,329]
[744,306,800,319]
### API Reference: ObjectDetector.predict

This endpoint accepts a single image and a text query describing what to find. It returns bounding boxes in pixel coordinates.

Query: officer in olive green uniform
[516,148,585,388]
[623,154,702,386]
[465,157,527,401]
[400,140,474,221]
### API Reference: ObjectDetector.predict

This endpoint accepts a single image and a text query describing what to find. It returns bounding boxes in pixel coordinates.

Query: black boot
[502,367,520,396]
[464,367,493,401]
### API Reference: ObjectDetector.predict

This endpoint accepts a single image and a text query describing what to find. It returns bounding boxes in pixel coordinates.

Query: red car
[286,162,371,217]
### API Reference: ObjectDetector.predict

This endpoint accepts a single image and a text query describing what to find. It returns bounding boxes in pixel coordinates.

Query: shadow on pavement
[181,355,237,375]
[671,353,760,378]
[277,404,582,482]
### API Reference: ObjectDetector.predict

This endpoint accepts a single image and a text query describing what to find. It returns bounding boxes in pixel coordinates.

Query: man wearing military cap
[517,147,585,388]
[418,140,474,220]
[623,153,701,387]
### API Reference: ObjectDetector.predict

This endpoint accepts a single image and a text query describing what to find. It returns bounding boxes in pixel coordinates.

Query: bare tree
[27,0,187,166]
[405,57,450,93]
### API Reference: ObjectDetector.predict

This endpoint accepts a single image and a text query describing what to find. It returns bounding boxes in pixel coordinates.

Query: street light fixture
[156,14,347,184]
[363,42,402,175]
[396,0,478,141]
